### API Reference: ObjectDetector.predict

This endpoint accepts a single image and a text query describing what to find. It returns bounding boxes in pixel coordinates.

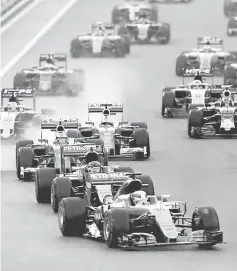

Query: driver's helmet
[85,151,99,164]
[192,80,202,89]
[87,161,101,173]
[203,42,212,52]
[42,63,57,70]
[46,57,54,65]
[221,98,233,107]
[101,109,113,126]
[130,190,147,205]
[139,9,147,18]
[7,102,18,111]
[9,94,18,104]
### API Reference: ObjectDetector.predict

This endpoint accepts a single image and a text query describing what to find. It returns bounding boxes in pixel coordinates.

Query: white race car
[162,77,231,117]
[175,36,236,76]
[0,88,44,139]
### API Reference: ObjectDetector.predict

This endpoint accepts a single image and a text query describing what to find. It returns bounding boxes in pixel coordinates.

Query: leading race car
[227,16,237,36]
[224,0,237,17]
[188,88,237,138]
[162,72,227,118]
[70,22,130,58]
[125,17,170,44]
[84,103,150,159]
[58,174,224,249]
[0,88,49,139]
[112,1,158,24]
[175,36,236,76]
[13,54,84,96]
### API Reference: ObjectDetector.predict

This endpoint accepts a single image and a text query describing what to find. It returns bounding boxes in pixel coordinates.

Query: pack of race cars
[3,0,235,251]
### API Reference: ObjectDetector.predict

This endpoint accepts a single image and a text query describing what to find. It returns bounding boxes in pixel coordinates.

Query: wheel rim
[104,217,111,240]
[58,206,65,229]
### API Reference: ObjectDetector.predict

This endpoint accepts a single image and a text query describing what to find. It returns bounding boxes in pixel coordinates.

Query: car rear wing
[183,68,213,77]
[88,103,123,113]
[197,36,223,48]
[1,88,36,109]
[41,118,80,130]
[61,144,104,157]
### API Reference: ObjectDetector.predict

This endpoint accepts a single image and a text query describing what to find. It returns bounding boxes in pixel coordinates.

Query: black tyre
[16,139,34,162]
[176,55,187,76]
[70,39,81,58]
[131,122,148,129]
[192,206,220,248]
[188,109,203,138]
[35,168,56,203]
[51,177,72,213]
[159,24,170,44]
[163,91,175,108]
[137,175,155,195]
[111,6,120,24]
[224,65,236,84]
[151,7,158,23]
[16,147,34,180]
[104,208,130,248]
[13,73,27,88]
[58,197,86,236]
[133,128,150,159]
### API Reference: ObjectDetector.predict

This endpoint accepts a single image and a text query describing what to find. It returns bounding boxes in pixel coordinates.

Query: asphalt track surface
[1,0,237,270]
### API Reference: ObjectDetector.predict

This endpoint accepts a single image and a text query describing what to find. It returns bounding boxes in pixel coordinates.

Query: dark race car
[112,1,158,24]
[58,173,225,249]
[126,17,170,44]
[227,16,237,36]
[13,54,84,96]
[70,23,130,58]
[224,0,237,17]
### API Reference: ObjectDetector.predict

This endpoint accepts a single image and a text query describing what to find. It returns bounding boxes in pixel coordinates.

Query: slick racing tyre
[16,147,34,180]
[35,168,56,203]
[104,208,130,248]
[70,39,82,58]
[162,91,175,112]
[192,207,220,248]
[51,177,72,213]
[188,109,203,138]
[131,122,148,129]
[176,55,187,76]
[111,6,120,24]
[133,128,150,159]
[13,73,27,88]
[137,175,155,195]
[16,139,34,163]
[58,197,86,236]
[159,24,170,44]
[224,66,236,84]
[151,7,158,23]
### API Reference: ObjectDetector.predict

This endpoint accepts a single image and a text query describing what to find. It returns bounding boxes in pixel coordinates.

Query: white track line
[0,0,78,78]
[1,0,44,35]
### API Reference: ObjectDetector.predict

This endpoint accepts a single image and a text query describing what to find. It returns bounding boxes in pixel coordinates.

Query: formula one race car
[13,54,84,96]
[50,162,136,212]
[83,103,150,159]
[224,0,237,17]
[188,88,237,138]
[227,17,237,36]
[0,88,50,139]
[175,37,236,76]
[16,118,106,180]
[70,23,130,58]
[35,143,110,204]
[112,1,158,24]
[126,17,170,44]
[58,173,224,249]
[224,61,237,86]
[162,72,229,117]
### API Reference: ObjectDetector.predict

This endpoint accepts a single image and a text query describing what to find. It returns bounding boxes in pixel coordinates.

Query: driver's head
[46,57,54,65]
[9,94,18,103]
[87,161,101,173]
[131,190,147,205]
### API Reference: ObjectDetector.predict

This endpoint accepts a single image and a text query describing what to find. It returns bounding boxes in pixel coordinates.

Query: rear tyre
[16,147,34,180]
